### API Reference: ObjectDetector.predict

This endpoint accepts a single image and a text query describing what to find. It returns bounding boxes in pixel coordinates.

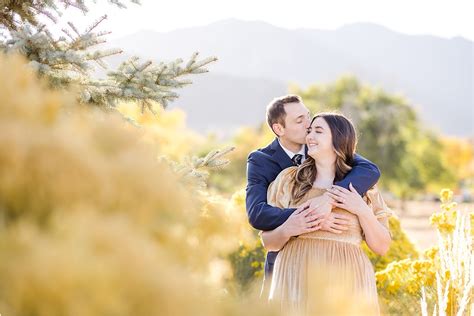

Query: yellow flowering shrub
[117,103,207,161]
[376,189,473,315]
[0,53,376,316]
[429,189,458,234]
[0,53,273,316]
[226,189,266,292]
[362,216,419,272]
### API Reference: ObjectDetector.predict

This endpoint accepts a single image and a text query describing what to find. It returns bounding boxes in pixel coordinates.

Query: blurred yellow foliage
[117,102,206,161]
[0,53,270,316]
[441,137,474,180]
[0,53,377,316]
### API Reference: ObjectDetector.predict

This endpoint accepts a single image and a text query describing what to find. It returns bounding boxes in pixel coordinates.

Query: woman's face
[306,117,334,159]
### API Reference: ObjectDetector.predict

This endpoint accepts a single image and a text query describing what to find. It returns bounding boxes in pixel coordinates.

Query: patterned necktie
[292,154,303,166]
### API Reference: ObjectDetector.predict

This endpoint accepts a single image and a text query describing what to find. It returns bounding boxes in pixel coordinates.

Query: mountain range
[105,19,473,137]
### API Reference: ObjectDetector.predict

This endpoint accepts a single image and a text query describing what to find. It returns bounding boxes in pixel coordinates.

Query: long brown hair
[291,113,358,203]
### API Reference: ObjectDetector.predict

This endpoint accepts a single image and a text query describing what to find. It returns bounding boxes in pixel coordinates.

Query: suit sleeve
[246,152,296,231]
[334,153,381,196]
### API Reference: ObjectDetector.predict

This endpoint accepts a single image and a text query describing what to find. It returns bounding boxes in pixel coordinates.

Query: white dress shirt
[278,139,306,163]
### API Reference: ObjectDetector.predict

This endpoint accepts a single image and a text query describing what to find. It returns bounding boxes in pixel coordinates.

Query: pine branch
[67,20,81,36]
[165,147,235,188]
[1,1,140,31]
[1,0,217,112]
[84,14,107,34]
[105,53,217,109]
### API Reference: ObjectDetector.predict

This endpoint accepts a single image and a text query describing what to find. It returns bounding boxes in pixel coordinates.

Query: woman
[261,113,392,315]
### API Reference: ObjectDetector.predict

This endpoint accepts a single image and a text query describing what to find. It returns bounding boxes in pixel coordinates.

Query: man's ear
[272,123,284,137]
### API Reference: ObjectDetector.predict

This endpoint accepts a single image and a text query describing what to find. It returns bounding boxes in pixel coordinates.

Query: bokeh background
[0,1,472,315]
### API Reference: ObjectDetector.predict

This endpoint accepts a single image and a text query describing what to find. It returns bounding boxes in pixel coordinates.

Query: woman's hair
[291,112,358,203]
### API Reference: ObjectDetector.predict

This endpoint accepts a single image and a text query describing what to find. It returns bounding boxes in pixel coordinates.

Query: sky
[56,0,474,41]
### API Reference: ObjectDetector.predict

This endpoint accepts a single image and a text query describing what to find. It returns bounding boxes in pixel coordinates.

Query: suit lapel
[269,138,294,170]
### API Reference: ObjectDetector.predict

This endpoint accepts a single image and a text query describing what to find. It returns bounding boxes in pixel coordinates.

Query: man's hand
[281,207,327,238]
[319,212,351,234]
[296,192,334,217]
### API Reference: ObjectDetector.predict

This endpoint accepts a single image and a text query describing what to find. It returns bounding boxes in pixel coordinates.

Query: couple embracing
[245,95,392,315]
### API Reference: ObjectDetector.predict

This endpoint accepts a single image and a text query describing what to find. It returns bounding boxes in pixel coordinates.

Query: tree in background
[441,137,474,200]
[210,76,459,203]
[0,0,217,112]
[207,76,462,291]
[291,76,456,206]
[0,0,235,187]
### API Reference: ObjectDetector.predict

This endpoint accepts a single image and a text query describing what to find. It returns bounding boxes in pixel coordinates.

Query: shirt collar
[278,139,305,159]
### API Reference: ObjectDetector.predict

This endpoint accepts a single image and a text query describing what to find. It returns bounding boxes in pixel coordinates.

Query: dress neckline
[310,186,330,192]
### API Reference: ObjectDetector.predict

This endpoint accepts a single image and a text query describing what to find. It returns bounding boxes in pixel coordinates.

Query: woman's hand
[326,183,371,216]
[281,207,327,238]
[296,193,333,217]
[319,212,351,234]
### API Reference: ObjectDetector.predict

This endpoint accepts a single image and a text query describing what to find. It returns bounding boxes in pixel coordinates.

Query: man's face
[278,102,311,145]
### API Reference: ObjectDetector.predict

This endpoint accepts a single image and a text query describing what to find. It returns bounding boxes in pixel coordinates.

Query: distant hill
[106,19,473,136]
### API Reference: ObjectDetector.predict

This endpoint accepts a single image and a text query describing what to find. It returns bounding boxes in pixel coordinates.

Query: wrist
[357,205,373,219]
[279,224,292,239]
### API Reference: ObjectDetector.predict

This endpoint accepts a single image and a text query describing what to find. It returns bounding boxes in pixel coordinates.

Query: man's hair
[266,95,302,134]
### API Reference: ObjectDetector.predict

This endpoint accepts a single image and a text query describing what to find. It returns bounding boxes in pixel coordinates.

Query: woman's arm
[357,209,391,255]
[327,183,392,255]
[260,226,291,252]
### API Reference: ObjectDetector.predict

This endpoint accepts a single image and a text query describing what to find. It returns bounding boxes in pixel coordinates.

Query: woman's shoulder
[267,167,298,208]
[364,185,393,218]
[275,166,298,183]
[268,166,297,194]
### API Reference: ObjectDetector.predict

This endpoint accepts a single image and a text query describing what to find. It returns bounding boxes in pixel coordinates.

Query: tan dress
[266,167,392,315]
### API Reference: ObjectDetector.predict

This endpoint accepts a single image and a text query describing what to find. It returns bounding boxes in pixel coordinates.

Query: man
[246,95,381,295]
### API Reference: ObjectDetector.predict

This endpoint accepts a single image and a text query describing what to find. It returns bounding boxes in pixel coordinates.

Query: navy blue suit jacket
[245,138,381,279]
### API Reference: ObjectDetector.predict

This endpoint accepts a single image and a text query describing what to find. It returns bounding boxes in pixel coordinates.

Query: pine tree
[0,1,228,179]
[0,0,218,112]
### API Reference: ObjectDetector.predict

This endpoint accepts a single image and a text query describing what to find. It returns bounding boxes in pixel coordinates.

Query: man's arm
[245,152,295,231]
[334,154,381,196]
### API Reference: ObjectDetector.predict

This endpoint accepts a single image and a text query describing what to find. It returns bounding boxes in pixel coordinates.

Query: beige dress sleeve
[259,167,298,239]
[267,166,298,209]
[364,185,393,232]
